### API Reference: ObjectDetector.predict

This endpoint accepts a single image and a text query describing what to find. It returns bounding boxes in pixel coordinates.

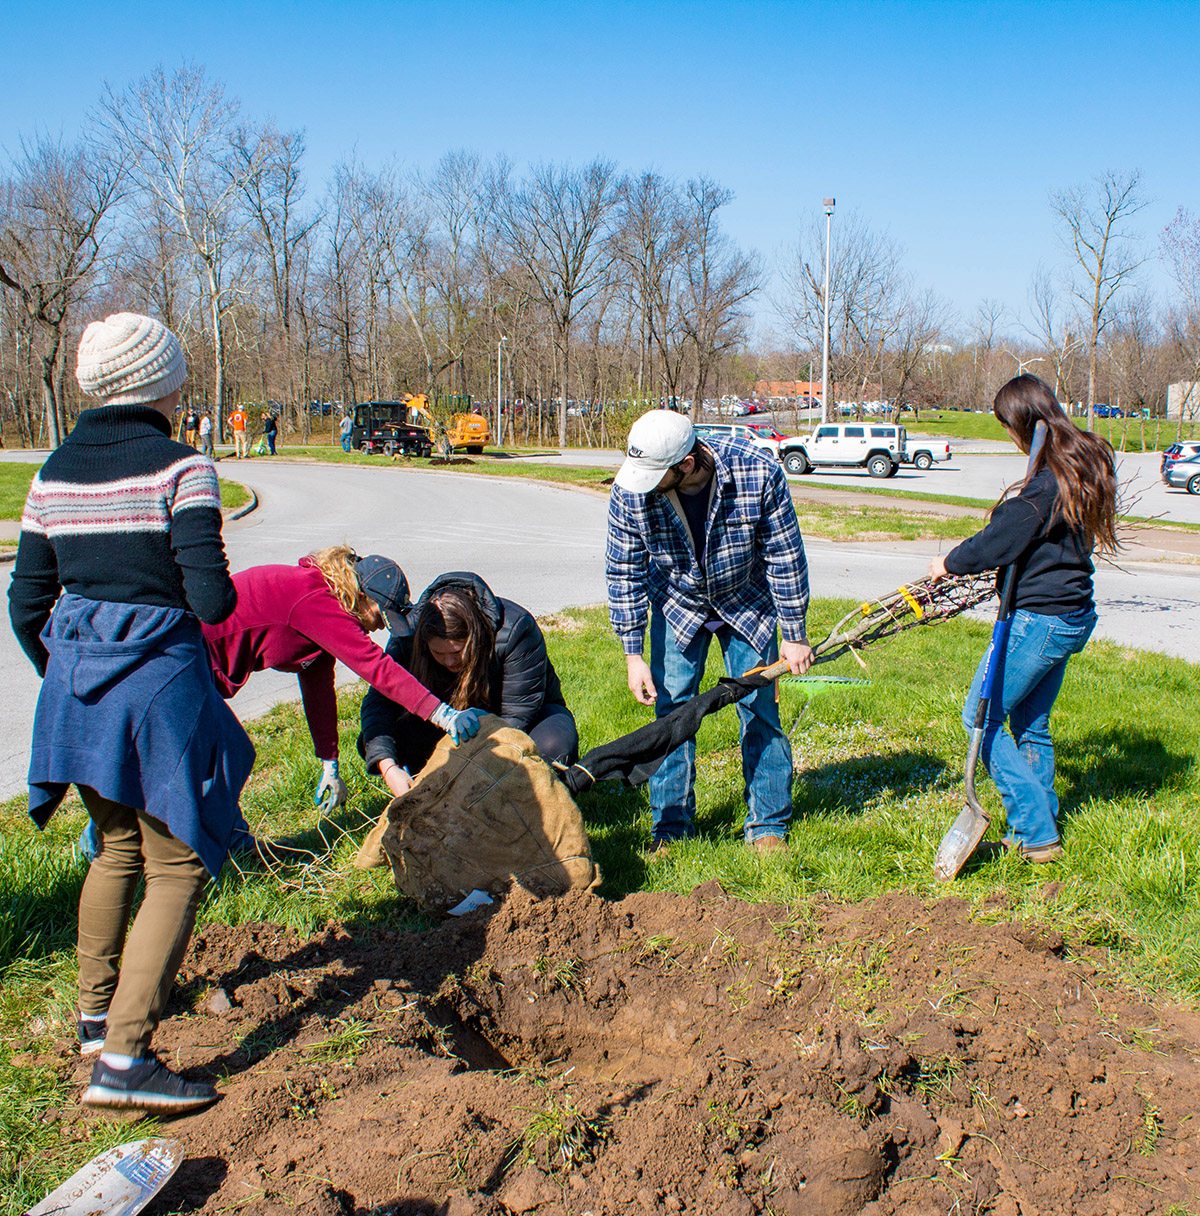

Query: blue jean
[647,606,793,843]
[341,434,352,452]
[961,607,1096,849]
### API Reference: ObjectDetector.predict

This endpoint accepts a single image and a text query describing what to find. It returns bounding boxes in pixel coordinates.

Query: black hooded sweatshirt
[943,468,1095,615]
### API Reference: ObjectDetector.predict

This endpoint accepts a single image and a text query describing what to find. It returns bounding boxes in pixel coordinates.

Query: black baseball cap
[355,555,412,632]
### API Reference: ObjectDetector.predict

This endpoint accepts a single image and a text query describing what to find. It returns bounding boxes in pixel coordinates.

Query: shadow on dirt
[144,1156,227,1214]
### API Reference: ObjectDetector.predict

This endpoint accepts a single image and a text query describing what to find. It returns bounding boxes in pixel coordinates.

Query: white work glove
[313,758,348,814]
[430,702,484,746]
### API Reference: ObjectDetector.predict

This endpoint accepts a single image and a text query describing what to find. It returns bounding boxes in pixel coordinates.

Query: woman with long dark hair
[928,374,1118,861]
[359,572,578,797]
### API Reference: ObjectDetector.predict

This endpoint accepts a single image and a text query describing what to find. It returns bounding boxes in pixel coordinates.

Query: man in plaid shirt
[606,409,813,852]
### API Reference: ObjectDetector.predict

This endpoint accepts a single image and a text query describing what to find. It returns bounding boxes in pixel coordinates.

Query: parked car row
[1161,441,1200,494]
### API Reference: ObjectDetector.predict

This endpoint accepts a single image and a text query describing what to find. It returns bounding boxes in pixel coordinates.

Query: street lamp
[821,198,835,424]
[496,336,507,449]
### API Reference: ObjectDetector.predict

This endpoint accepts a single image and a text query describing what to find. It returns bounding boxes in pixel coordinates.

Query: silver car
[1162,447,1200,494]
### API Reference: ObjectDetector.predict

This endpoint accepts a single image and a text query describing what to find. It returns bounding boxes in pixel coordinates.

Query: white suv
[779,423,904,478]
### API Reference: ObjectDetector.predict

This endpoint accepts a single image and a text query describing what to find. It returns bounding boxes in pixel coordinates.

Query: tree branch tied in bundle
[806,571,998,671]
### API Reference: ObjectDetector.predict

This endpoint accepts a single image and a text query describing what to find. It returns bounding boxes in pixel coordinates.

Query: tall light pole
[820,198,836,424]
[496,336,507,449]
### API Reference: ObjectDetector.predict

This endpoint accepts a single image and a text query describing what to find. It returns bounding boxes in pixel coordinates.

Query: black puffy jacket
[358,571,566,772]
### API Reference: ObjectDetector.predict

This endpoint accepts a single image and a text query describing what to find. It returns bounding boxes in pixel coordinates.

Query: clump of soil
[59,889,1200,1214]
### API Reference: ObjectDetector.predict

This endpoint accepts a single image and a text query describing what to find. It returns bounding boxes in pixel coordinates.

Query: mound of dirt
[57,888,1200,1214]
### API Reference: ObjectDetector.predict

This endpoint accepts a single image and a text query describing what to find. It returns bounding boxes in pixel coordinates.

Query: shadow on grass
[1057,728,1194,814]
[790,749,948,820]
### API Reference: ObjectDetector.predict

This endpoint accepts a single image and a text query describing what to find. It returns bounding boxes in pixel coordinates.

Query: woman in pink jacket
[203,545,482,813]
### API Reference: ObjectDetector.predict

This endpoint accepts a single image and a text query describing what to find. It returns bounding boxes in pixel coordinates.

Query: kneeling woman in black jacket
[359,572,578,797]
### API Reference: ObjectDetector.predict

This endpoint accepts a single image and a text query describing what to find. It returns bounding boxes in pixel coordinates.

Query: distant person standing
[184,405,200,447]
[198,411,213,458]
[262,411,278,456]
[340,411,353,453]
[229,405,249,458]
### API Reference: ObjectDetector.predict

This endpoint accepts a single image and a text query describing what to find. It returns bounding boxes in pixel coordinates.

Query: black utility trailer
[349,401,433,457]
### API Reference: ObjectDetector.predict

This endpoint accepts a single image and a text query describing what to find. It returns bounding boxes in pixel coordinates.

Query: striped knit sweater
[9,404,237,675]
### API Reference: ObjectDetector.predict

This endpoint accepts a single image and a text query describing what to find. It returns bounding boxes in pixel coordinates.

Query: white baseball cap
[614,410,696,493]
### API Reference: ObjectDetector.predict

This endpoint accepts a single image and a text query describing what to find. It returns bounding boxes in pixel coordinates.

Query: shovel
[25,1138,184,1216]
[934,420,1047,883]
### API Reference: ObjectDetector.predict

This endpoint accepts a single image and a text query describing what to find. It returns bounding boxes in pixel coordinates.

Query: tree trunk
[207,266,226,441]
[558,329,569,448]
[41,353,62,449]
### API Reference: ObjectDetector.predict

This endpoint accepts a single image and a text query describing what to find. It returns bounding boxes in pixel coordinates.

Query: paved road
[0,458,1195,799]
[517,445,1200,525]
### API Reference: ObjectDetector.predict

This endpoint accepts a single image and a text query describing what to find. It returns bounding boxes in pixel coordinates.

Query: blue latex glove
[314,758,348,813]
[430,703,484,746]
[78,819,101,863]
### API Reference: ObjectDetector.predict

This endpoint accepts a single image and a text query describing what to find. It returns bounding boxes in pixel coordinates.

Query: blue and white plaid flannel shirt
[606,435,810,655]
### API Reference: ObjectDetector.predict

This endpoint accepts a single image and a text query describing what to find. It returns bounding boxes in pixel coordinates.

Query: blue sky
[3,0,1195,339]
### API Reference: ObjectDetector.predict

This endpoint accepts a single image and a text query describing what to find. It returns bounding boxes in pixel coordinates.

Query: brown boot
[751,835,788,854]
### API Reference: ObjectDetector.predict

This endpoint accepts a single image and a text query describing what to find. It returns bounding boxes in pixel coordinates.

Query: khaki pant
[233,430,249,458]
[77,787,209,1057]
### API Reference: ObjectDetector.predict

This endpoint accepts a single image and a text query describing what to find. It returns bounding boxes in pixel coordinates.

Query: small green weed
[913,1054,963,1100]
[1137,1093,1163,1155]
[301,1018,379,1065]
[530,954,584,994]
[511,1095,608,1172]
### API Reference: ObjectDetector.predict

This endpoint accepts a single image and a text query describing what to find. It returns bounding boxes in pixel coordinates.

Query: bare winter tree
[612,171,685,401]
[102,63,263,438]
[1160,208,1200,428]
[233,121,319,435]
[495,159,621,445]
[781,209,905,419]
[1050,169,1147,430]
[1026,265,1085,406]
[887,286,950,420]
[0,135,122,447]
[676,178,762,419]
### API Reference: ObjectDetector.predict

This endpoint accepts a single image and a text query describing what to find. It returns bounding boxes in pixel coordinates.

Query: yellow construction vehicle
[405,393,490,454]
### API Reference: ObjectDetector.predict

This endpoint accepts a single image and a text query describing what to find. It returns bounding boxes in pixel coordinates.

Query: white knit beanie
[75,313,187,405]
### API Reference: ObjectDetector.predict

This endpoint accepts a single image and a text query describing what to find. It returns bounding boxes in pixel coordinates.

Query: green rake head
[778,675,871,695]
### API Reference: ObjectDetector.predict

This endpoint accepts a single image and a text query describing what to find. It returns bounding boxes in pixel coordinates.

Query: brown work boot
[751,835,788,854]
[1002,835,1063,864]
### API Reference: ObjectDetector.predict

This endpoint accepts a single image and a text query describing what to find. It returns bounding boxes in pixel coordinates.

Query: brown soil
[59,888,1200,1214]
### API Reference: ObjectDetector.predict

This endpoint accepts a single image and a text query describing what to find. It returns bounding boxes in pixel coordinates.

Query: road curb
[227,485,259,520]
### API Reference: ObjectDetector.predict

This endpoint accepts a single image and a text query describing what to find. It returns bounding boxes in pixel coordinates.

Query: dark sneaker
[82,1053,220,1114]
[77,1016,106,1055]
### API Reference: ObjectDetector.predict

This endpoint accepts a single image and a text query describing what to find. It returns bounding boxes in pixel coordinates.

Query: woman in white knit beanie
[75,312,188,408]
[9,310,250,1114]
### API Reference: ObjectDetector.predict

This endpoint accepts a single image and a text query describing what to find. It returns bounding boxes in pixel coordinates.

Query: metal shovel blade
[933,804,991,883]
[26,1138,184,1216]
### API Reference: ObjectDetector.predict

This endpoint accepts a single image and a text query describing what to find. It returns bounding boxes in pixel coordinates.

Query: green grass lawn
[0,461,250,518]
[903,410,1199,455]
[0,464,42,519]
[1,602,1198,1207]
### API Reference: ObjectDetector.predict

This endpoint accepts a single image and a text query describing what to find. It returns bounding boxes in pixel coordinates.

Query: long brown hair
[306,544,377,629]
[410,587,496,710]
[992,375,1119,553]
